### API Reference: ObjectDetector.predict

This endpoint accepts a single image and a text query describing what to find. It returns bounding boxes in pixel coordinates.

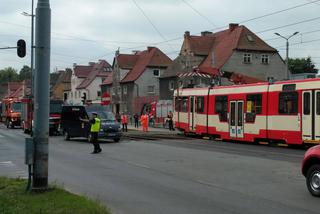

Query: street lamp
[274,31,299,80]
[21,0,35,96]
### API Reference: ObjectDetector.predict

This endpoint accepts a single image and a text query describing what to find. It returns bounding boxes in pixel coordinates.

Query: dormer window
[247,34,254,42]
[243,53,252,64]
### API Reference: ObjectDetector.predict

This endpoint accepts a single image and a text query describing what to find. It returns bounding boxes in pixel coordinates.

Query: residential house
[111,47,172,114]
[160,23,286,100]
[67,60,112,105]
[50,69,72,101]
[4,80,31,98]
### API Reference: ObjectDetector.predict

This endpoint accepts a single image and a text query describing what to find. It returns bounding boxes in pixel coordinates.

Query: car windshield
[50,103,62,114]
[96,111,116,121]
[12,102,22,112]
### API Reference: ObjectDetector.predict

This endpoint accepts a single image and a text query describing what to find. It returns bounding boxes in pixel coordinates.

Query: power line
[181,0,217,27]
[131,0,169,44]
[256,16,320,34]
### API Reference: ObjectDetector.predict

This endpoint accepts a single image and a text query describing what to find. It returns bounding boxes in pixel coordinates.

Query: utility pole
[32,0,51,190]
[274,32,299,80]
[22,0,35,96]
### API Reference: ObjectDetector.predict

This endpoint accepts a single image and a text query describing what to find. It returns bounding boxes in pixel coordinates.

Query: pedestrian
[134,113,139,128]
[121,112,128,132]
[168,110,175,131]
[80,112,102,154]
[141,112,149,132]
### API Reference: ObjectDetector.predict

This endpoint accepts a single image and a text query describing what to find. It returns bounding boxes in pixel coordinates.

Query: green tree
[288,57,318,74]
[19,65,31,81]
[0,67,19,84]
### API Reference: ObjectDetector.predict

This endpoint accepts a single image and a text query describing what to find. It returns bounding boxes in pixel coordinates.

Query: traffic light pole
[32,0,51,190]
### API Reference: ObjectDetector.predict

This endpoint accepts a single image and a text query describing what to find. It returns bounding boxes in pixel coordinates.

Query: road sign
[101,92,111,105]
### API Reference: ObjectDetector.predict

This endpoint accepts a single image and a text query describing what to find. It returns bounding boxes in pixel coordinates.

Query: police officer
[80,112,102,154]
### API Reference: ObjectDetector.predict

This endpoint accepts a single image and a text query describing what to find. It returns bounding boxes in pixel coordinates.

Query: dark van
[60,105,122,142]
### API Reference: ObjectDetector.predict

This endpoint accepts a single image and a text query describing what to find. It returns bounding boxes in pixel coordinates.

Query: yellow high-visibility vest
[91,118,101,132]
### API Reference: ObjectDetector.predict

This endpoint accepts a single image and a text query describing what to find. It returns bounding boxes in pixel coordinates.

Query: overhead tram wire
[181,0,217,27]
[131,0,174,52]
[256,16,320,34]
[1,0,319,51]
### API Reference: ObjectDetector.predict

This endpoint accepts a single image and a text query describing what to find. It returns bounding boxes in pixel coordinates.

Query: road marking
[126,161,151,169]
[0,161,15,166]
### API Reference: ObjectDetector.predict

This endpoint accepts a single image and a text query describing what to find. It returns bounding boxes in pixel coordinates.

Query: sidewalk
[121,124,182,139]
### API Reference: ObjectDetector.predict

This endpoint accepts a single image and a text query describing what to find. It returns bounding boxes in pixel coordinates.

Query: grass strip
[0,177,111,214]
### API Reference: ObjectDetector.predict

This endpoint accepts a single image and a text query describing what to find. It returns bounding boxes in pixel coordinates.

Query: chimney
[89,62,95,66]
[73,63,77,68]
[201,31,213,36]
[184,31,190,39]
[147,46,154,52]
[132,50,141,55]
[229,23,239,32]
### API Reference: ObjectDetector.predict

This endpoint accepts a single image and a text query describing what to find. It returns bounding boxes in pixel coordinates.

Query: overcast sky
[1,0,320,72]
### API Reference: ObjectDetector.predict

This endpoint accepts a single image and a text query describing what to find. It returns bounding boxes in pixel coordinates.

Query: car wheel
[22,122,28,134]
[114,138,120,143]
[64,131,70,141]
[306,164,320,197]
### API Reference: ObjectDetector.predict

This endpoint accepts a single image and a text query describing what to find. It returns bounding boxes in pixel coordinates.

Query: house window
[215,95,228,122]
[153,69,160,77]
[71,92,73,98]
[169,80,174,91]
[123,85,127,95]
[75,91,77,98]
[64,93,68,101]
[148,86,155,94]
[279,92,298,114]
[243,53,252,64]
[97,91,101,97]
[261,54,269,64]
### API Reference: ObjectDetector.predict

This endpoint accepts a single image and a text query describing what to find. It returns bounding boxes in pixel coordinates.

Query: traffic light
[17,39,26,58]
[81,93,87,105]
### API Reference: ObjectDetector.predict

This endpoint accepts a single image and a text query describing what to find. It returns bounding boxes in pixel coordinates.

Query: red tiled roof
[117,54,139,69]
[188,24,277,71]
[76,60,111,89]
[121,47,172,83]
[229,72,263,84]
[100,73,113,86]
[74,65,93,78]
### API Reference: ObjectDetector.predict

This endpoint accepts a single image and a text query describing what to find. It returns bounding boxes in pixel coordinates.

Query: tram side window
[181,97,189,112]
[279,92,298,114]
[303,93,310,115]
[317,92,320,115]
[215,96,228,122]
[175,97,181,112]
[197,97,204,113]
[246,94,262,122]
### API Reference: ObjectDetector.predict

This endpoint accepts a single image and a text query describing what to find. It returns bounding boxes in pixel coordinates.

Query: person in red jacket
[141,113,149,132]
[121,112,128,132]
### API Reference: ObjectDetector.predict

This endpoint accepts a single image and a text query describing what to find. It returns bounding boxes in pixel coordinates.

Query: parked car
[60,105,122,142]
[302,145,320,197]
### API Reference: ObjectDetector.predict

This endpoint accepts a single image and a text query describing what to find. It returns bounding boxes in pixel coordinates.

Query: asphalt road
[0,124,319,214]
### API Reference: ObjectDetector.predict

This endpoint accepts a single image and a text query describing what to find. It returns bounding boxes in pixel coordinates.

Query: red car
[302,145,320,197]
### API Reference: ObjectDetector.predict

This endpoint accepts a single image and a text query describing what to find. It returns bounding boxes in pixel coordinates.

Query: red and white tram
[174,78,320,145]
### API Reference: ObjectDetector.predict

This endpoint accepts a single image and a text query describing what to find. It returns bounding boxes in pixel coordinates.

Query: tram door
[189,96,196,131]
[302,90,320,141]
[229,101,244,138]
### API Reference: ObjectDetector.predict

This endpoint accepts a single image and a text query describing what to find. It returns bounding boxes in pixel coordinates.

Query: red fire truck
[1,97,22,128]
[21,98,63,135]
